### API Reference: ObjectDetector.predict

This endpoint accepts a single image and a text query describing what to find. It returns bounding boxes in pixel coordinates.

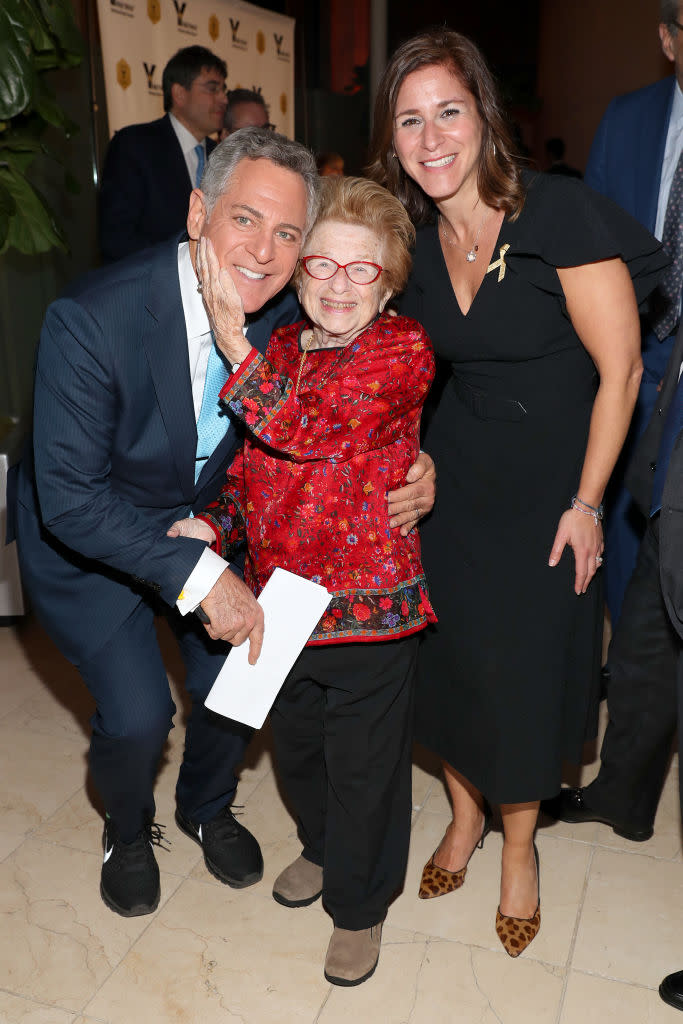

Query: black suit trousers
[586,516,680,827]
[78,598,252,842]
[270,637,418,930]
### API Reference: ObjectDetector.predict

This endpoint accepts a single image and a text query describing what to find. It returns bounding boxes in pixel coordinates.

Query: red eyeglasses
[301,256,384,285]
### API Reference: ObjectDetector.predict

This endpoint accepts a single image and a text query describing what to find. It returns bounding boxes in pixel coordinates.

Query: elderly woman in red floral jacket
[170,176,435,986]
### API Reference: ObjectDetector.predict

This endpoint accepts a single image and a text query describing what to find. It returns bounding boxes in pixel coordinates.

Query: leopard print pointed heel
[418,802,492,900]
[495,843,540,957]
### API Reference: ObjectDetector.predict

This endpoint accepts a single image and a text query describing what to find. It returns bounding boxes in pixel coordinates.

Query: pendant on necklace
[466,246,478,263]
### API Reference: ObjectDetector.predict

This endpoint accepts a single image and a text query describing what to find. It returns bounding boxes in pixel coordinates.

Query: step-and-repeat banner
[96,0,294,138]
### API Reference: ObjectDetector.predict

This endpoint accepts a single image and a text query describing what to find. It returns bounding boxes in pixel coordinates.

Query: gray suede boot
[272,855,323,908]
[324,923,383,986]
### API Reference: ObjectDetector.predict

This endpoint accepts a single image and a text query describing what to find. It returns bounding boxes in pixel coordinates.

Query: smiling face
[186,157,308,314]
[171,66,227,140]
[298,220,392,347]
[392,63,484,207]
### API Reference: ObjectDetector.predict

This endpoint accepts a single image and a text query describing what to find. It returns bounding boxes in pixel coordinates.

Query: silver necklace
[439,211,489,263]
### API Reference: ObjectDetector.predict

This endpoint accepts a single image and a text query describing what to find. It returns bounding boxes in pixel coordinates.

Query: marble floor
[1,615,681,1024]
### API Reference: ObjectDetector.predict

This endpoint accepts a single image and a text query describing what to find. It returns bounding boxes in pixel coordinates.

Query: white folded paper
[204,567,331,728]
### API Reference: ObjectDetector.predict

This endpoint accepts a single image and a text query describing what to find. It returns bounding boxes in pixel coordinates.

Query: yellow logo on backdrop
[208,14,219,40]
[147,0,160,23]
[256,30,265,54]
[280,93,287,115]
[117,58,132,89]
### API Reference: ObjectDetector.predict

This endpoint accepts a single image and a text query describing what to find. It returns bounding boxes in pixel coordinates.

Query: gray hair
[661,0,680,29]
[200,127,320,235]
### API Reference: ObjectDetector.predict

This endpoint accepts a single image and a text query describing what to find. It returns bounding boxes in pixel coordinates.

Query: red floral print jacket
[198,311,437,644]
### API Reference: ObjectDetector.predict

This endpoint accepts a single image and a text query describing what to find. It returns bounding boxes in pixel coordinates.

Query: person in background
[99,45,227,263]
[220,88,273,140]
[169,175,435,986]
[546,0,683,853]
[544,137,582,178]
[316,151,345,177]
[368,27,665,958]
[584,0,683,628]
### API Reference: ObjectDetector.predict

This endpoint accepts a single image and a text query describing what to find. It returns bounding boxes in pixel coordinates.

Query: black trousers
[586,516,681,827]
[78,599,252,842]
[270,636,418,930]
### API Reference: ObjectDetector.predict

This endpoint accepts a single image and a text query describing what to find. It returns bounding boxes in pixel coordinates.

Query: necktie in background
[653,148,683,342]
[194,143,205,188]
[195,336,231,482]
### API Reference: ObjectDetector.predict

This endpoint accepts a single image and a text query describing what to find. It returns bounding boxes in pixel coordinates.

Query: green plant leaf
[0,0,35,120]
[0,163,67,254]
[17,0,53,53]
[0,0,83,254]
[34,0,84,60]
[0,178,17,250]
[32,73,79,134]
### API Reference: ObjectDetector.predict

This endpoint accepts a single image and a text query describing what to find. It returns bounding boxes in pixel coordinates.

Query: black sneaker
[175,805,263,888]
[100,819,167,917]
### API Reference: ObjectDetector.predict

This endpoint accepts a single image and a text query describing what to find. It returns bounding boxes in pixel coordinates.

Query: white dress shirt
[655,80,683,240]
[175,242,233,615]
[169,112,206,187]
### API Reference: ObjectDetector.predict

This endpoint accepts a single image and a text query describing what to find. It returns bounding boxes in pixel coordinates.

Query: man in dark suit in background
[99,45,227,263]
[548,3,682,846]
[583,0,683,626]
[547,1,683,853]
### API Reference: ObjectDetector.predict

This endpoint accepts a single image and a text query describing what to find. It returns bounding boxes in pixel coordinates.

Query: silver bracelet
[570,495,604,526]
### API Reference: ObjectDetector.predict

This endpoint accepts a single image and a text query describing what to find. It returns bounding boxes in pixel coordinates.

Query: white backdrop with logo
[95,0,294,138]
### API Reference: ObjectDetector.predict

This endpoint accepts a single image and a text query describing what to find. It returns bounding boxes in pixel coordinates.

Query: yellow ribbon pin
[486,243,510,283]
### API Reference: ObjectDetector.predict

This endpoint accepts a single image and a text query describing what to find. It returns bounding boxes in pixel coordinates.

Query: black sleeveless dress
[400,172,667,803]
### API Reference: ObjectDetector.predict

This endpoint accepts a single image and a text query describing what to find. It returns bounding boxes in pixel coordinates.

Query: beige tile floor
[1,615,682,1023]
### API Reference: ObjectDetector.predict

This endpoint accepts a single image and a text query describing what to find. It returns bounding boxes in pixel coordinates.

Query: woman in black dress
[368,29,666,956]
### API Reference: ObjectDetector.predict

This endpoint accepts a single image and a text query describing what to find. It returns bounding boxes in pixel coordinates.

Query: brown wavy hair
[367,28,525,225]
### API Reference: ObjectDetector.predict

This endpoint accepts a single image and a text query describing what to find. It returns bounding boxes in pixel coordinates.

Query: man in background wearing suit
[583,0,683,626]
[99,45,227,263]
[547,2,683,873]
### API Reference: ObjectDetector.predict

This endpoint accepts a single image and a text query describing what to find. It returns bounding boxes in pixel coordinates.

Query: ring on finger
[596,554,604,565]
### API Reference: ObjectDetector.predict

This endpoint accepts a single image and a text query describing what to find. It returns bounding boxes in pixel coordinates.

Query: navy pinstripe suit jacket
[15,237,300,664]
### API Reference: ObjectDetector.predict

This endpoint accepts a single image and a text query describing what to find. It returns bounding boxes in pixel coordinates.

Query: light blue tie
[195,336,231,482]
[194,143,205,187]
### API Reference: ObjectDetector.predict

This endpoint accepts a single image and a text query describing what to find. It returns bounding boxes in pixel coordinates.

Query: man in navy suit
[547,3,683,858]
[99,45,227,263]
[584,1,683,624]
[16,130,318,917]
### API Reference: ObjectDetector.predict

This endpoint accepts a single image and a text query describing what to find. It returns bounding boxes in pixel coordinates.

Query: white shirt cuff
[176,547,230,615]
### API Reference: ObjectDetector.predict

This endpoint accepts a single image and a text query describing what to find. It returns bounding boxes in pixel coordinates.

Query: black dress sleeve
[506,172,668,308]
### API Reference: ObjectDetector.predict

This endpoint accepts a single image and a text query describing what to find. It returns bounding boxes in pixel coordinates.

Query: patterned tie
[195,336,232,482]
[650,370,683,514]
[194,142,205,188]
[653,148,683,341]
